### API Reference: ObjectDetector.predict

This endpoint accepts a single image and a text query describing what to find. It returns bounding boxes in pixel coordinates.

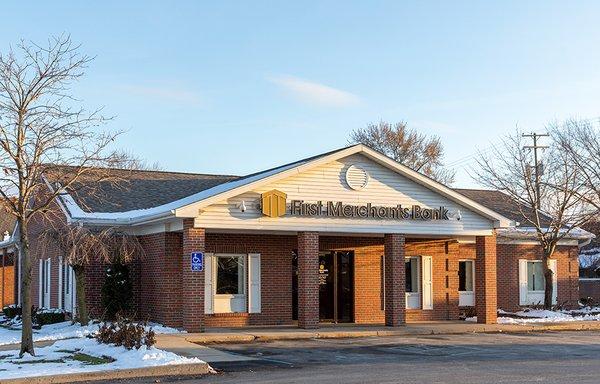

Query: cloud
[268,75,360,107]
[119,84,203,106]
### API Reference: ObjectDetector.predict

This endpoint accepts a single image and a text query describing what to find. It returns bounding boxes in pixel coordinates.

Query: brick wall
[203,233,296,327]
[494,242,579,311]
[1,252,15,307]
[136,231,183,327]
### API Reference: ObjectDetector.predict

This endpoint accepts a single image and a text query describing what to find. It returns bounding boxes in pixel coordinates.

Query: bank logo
[261,189,287,218]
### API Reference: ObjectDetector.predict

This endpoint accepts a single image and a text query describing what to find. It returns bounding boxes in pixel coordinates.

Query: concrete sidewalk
[164,320,600,346]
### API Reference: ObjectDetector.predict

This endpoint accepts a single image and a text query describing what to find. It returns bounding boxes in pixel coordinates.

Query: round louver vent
[345,165,369,190]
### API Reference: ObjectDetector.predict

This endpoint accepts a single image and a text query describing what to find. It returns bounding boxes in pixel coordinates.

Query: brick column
[182,218,206,332]
[297,231,319,329]
[475,234,497,324]
[384,233,406,326]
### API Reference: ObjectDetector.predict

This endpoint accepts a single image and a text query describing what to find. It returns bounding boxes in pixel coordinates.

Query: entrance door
[319,251,354,323]
[292,250,354,323]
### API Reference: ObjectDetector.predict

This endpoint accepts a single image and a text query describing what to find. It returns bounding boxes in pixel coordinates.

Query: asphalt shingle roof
[58,168,240,213]
[453,188,553,227]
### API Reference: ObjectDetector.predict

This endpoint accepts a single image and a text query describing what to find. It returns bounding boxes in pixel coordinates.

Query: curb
[0,362,211,384]
[185,323,600,344]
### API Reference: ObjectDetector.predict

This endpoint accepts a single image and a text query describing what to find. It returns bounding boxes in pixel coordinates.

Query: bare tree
[0,35,131,357]
[474,128,598,309]
[349,121,455,184]
[553,118,600,210]
[39,224,144,324]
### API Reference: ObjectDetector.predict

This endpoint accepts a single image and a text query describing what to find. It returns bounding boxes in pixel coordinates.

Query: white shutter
[519,259,528,306]
[550,259,558,305]
[421,256,433,310]
[38,259,43,307]
[45,259,51,307]
[57,257,63,309]
[204,253,214,314]
[248,253,261,313]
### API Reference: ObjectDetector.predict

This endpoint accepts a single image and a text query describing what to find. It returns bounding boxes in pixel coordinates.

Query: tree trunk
[542,246,556,310]
[73,265,88,325]
[18,219,34,357]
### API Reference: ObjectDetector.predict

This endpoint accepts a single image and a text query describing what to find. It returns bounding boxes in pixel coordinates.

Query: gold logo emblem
[261,189,287,218]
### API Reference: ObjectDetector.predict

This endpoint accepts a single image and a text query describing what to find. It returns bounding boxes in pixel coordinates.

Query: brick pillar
[297,231,319,329]
[384,233,406,326]
[182,219,206,332]
[475,234,497,324]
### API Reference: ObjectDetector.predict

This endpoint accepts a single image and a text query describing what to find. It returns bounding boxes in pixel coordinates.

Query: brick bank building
[3,145,594,331]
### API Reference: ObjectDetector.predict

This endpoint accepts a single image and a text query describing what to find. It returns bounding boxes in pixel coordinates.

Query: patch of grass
[55,349,77,353]
[71,353,115,365]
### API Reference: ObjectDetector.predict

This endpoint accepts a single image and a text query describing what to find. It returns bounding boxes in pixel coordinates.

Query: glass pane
[458,261,466,291]
[464,261,473,291]
[216,257,241,294]
[527,261,545,291]
[405,260,412,292]
[405,258,419,293]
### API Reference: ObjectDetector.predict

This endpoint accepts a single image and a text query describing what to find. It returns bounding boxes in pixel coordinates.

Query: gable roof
[52,144,514,227]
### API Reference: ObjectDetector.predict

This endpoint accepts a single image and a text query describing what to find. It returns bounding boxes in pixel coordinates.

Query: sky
[1,1,599,187]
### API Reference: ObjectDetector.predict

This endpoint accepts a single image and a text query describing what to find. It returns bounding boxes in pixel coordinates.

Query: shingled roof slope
[51,167,240,213]
[453,188,553,227]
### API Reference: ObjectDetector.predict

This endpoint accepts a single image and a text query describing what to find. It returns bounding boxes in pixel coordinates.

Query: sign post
[191,252,204,272]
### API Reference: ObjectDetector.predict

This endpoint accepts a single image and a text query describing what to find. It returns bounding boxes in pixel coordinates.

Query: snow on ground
[0,321,183,346]
[0,337,202,380]
[466,307,600,324]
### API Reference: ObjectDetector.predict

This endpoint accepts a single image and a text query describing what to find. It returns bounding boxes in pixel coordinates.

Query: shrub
[2,305,21,319]
[96,316,156,350]
[101,263,133,320]
[35,308,66,326]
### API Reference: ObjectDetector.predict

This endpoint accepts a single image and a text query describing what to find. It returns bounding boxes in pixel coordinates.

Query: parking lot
[102,330,600,384]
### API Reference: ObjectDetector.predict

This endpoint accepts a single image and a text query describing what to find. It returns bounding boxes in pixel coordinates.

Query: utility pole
[523,132,549,210]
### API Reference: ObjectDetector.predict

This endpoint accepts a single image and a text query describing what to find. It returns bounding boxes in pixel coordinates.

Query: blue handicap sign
[191,252,204,271]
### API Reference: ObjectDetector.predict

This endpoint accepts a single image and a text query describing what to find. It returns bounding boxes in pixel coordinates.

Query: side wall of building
[495,243,579,311]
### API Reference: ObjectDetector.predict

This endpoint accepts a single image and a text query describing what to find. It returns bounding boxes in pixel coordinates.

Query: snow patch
[0,321,183,346]
[0,337,202,380]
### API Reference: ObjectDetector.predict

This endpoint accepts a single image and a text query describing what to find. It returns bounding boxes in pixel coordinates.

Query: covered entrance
[292,250,355,323]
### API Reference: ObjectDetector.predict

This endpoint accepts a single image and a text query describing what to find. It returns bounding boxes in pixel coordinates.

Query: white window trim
[212,253,247,313]
[458,259,475,307]
[519,259,557,306]
[457,259,475,293]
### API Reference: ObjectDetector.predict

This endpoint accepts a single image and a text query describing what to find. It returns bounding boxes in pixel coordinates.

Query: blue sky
[2,1,599,187]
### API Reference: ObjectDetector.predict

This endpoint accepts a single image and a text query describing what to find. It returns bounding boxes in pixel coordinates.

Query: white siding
[194,154,495,236]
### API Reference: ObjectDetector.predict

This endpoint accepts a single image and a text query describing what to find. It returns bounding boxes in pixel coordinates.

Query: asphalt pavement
[93,330,600,384]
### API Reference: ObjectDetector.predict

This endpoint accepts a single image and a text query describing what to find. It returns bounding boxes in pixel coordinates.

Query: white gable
[193,154,496,236]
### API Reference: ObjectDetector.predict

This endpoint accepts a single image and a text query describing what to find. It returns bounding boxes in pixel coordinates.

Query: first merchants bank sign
[261,190,450,221]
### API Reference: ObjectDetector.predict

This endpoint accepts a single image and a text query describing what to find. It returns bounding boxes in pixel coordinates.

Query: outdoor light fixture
[239,200,247,212]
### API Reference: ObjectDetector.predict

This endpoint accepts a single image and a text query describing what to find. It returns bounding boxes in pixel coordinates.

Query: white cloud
[119,84,203,106]
[268,75,360,107]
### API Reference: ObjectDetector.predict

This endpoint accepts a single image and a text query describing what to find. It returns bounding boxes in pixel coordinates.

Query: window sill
[210,312,249,317]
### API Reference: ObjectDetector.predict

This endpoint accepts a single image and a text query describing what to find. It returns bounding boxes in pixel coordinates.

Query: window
[216,255,245,295]
[458,260,474,292]
[405,257,419,293]
[405,257,421,309]
[527,261,544,291]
